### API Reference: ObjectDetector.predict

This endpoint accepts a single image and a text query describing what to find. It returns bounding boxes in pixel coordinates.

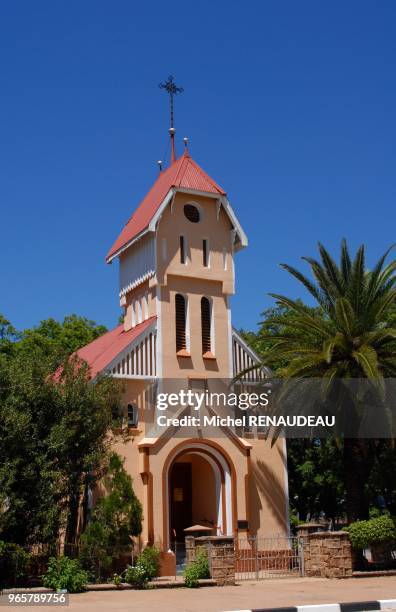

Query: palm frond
[348,244,366,315]
[268,294,332,338]
[279,263,330,310]
[365,244,395,306]
[352,345,380,378]
[340,238,352,283]
[334,297,355,339]
[318,242,344,295]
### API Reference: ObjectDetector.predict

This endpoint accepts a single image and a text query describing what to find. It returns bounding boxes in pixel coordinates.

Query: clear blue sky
[1,1,395,333]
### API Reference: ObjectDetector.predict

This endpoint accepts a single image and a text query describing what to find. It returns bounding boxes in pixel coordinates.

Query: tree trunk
[65,487,81,554]
[344,438,371,523]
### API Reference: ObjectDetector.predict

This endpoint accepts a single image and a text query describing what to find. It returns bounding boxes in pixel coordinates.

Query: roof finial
[159,75,184,163]
[183,137,189,153]
[157,160,163,172]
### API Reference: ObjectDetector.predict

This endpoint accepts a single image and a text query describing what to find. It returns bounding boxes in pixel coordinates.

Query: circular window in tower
[184,204,200,223]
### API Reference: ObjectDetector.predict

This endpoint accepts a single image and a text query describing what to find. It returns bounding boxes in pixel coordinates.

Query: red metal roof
[75,316,156,379]
[106,152,226,261]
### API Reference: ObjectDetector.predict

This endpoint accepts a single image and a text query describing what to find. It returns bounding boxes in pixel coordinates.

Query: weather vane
[159,75,184,129]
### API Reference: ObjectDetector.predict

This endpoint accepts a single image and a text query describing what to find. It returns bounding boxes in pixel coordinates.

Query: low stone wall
[188,531,354,581]
[303,531,353,578]
[185,536,235,586]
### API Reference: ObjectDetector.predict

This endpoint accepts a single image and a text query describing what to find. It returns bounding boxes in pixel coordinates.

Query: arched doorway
[166,442,233,549]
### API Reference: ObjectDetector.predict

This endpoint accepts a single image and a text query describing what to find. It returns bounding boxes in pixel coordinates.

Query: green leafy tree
[242,305,345,523]
[287,438,344,523]
[366,441,396,515]
[16,315,107,367]
[80,453,142,576]
[0,315,19,356]
[0,350,123,546]
[252,241,396,522]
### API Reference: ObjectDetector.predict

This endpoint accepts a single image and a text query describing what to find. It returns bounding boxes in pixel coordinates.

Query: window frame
[127,403,139,428]
[201,296,215,358]
[175,293,190,355]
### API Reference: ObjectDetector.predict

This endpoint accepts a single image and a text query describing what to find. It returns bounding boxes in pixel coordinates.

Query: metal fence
[235,536,304,580]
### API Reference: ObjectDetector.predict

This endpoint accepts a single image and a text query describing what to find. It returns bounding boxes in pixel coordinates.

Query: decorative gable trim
[114,187,247,260]
[107,319,157,379]
[119,270,155,298]
[119,234,156,297]
[107,188,247,263]
[148,188,176,232]
[221,196,248,250]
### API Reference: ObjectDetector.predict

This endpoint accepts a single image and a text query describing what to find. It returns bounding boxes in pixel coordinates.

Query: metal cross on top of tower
[159,75,183,162]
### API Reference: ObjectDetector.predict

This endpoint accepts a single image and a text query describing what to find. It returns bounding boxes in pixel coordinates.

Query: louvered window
[175,294,187,352]
[201,297,211,354]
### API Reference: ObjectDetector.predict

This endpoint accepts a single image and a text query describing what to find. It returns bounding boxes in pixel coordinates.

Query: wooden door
[169,462,192,542]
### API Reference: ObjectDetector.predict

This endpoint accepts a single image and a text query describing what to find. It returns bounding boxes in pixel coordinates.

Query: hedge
[347,515,396,550]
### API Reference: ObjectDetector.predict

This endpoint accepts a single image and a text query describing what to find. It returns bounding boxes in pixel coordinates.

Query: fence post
[299,537,305,577]
[255,537,259,580]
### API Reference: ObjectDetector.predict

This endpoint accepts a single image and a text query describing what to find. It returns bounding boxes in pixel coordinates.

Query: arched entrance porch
[165,442,234,550]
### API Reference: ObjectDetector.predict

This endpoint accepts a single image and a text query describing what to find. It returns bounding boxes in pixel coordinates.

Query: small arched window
[201,297,212,355]
[175,294,187,352]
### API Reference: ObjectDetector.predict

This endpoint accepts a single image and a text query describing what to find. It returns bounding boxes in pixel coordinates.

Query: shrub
[79,520,113,580]
[42,556,88,593]
[113,572,122,587]
[184,563,201,588]
[289,510,301,534]
[80,453,142,581]
[347,515,396,550]
[124,564,149,589]
[184,550,210,588]
[137,546,160,580]
[0,541,31,588]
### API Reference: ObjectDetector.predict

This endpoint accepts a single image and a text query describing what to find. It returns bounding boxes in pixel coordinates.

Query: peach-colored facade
[100,167,289,552]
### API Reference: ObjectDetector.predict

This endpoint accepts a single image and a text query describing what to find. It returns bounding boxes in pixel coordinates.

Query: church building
[77,85,289,553]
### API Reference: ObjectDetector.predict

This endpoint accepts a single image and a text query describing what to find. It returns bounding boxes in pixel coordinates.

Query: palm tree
[257,240,396,522]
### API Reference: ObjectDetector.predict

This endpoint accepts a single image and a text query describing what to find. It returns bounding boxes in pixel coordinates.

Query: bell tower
[78,79,289,550]
[108,141,247,381]
[154,158,244,380]
[107,77,247,381]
